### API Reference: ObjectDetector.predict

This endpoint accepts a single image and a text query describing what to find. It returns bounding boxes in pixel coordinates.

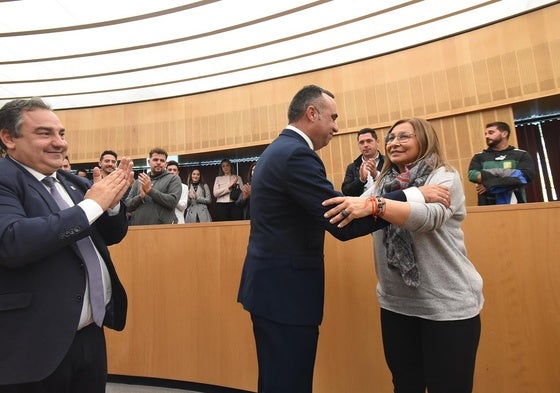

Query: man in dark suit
[237,85,447,393]
[342,127,385,196]
[0,98,134,392]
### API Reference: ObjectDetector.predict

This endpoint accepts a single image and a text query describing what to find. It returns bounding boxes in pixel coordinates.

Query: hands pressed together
[137,172,153,198]
[359,158,377,182]
[86,157,135,210]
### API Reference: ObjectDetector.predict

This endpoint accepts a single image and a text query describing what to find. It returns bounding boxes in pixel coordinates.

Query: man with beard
[98,150,118,178]
[125,147,182,225]
[468,121,535,205]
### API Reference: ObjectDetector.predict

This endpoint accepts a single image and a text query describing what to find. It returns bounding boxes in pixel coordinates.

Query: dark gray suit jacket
[0,157,128,385]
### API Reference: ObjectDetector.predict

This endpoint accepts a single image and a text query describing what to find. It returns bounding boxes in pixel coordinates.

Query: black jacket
[341,154,385,196]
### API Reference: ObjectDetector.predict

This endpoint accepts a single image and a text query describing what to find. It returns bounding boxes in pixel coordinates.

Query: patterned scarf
[376,157,433,287]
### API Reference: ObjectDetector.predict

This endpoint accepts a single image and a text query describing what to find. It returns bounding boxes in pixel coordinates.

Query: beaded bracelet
[375,196,386,218]
[364,196,386,219]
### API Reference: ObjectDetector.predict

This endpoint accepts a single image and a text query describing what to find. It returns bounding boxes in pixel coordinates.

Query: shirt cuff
[78,199,119,224]
[403,187,425,203]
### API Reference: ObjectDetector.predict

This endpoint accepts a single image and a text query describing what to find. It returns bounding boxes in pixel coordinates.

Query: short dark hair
[167,160,179,169]
[287,85,334,123]
[149,147,168,158]
[357,128,378,140]
[0,98,51,150]
[486,121,510,138]
[99,150,117,161]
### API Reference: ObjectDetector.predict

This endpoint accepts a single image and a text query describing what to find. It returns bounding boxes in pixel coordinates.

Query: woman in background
[185,168,212,223]
[235,162,256,220]
[324,117,483,393]
[213,158,243,221]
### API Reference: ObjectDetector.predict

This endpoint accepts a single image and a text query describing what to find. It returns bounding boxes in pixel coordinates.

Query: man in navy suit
[237,85,447,393]
[0,98,134,392]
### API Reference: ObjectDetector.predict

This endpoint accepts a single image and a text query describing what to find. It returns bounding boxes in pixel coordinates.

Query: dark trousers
[380,308,481,393]
[251,314,319,393]
[214,202,242,221]
[2,324,107,393]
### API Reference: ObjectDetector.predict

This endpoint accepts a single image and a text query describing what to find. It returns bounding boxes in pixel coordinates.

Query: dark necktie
[42,176,106,327]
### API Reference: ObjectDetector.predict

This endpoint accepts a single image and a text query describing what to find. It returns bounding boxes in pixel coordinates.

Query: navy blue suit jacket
[0,157,128,385]
[237,129,405,326]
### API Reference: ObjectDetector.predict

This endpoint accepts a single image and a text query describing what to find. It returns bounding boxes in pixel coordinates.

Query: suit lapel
[58,175,84,206]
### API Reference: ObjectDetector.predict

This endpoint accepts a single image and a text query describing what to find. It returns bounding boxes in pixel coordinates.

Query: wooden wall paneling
[501,51,523,98]
[167,120,176,155]
[101,107,116,157]
[374,83,390,124]
[191,116,201,151]
[120,125,133,158]
[225,110,239,147]
[82,128,94,162]
[189,95,202,151]
[409,75,425,117]
[206,108,216,150]
[200,112,210,149]
[421,73,438,115]
[458,63,478,107]
[446,66,464,110]
[433,69,452,113]
[364,85,379,125]
[437,117,459,161]
[240,109,251,145]
[273,103,285,136]
[518,47,539,95]
[451,115,470,163]
[487,55,507,101]
[255,88,272,142]
[166,99,186,155]
[233,90,248,144]
[533,42,556,91]
[354,87,368,127]
[387,80,401,121]
[472,59,492,105]
[342,90,357,130]
[552,39,560,87]
[256,106,267,142]
[99,127,112,161]
[465,111,485,156]
[136,122,148,159]
[183,97,193,152]
[120,104,138,159]
[325,134,348,192]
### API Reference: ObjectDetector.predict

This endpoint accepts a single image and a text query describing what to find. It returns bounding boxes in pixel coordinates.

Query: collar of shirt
[362,151,379,165]
[9,156,56,183]
[286,125,314,150]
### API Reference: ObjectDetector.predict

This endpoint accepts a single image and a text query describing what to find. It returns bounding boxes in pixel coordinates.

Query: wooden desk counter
[106,203,560,392]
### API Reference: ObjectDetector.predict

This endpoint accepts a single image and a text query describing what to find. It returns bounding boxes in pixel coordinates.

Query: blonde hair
[377,117,453,181]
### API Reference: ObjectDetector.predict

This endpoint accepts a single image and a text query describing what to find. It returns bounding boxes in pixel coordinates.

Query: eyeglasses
[385,133,416,145]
